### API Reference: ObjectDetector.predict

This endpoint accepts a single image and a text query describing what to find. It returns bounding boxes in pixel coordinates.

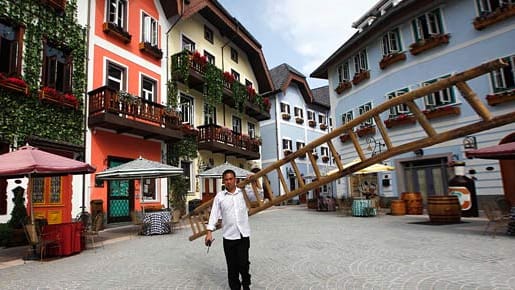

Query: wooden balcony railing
[197,124,260,160]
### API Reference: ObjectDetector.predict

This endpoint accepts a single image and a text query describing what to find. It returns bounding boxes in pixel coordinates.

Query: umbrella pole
[28,174,34,225]
[140,178,144,214]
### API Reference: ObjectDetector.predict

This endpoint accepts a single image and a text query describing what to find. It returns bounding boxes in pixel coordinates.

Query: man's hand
[205,230,213,246]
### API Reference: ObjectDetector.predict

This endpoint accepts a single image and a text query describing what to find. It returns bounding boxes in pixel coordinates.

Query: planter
[295,117,304,124]
[281,113,291,120]
[39,90,79,110]
[308,120,316,127]
[322,156,329,163]
[139,42,163,59]
[379,52,407,69]
[41,0,66,12]
[335,81,352,94]
[283,149,292,156]
[409,34,450,56]
[0,80,29,95]
[352,70,370,86]
[319,123,327,130]
[486,90,515,106]
[312,153,319,160]
[356,126,376,137]
[384,114,416,129]
[423,106,461,120]
[473,4,515,30]
[103,22,132,44]
[339,134,351,143]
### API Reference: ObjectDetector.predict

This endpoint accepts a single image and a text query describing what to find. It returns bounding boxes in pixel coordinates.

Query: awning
[465,142,515,160]
[95,157,183,180]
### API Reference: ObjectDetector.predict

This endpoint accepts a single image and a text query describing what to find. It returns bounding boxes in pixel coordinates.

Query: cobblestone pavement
[0,205,514,290]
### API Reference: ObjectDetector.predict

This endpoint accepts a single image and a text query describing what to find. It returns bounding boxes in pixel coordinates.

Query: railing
[88,86,181,129]
[197,124,260,153]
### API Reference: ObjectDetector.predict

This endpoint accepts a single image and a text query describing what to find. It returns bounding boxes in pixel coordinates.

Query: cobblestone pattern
[0,206,514,289]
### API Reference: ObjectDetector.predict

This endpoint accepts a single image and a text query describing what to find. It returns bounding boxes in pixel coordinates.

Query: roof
[311,0,430,79]
[311,86,330,108]
[269,63,313,103]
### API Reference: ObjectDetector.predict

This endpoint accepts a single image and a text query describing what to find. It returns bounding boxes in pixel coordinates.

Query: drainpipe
[81,0,92,214]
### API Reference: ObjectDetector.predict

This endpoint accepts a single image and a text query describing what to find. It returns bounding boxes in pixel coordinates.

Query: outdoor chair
[168,209,182,233]
[483,203,511,238]
[23,223,61,261]
[130,211,149,235]
[84,213,104,250]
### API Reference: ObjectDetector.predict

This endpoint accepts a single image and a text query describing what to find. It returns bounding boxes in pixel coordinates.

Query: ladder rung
[456,81,492,121]
[290,160,305,187]
[406,101,437,137]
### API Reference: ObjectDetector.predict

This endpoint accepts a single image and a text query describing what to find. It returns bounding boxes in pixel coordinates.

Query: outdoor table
[352,199,376,217]
[142,211,171,235]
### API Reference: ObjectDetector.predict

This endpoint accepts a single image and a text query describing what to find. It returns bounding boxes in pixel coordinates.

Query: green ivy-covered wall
[0,0,86,146]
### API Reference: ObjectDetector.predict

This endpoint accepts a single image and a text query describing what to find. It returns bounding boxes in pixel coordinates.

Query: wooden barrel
[401,192,423,215]
[427,196,461,223]
[390,200,406,216]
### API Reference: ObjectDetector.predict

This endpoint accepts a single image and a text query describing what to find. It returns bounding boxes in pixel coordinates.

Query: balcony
[40,0,66,12]
[197,124,260,160]
[171,51,270,121]
[87,86,183,142]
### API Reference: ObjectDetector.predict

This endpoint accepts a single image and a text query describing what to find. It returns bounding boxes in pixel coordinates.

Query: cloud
[263,0,377,74]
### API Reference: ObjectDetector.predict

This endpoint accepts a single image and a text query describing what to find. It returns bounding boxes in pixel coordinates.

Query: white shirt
[207,187,251,240]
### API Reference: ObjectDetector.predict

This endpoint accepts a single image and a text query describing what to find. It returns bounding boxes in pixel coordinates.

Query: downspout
[81,0,92,214]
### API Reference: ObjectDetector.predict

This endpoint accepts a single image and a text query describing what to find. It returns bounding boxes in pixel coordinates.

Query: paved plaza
[0,205,514,289]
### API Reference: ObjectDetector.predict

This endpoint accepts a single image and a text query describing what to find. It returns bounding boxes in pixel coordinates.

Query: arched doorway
[499,133,515,206]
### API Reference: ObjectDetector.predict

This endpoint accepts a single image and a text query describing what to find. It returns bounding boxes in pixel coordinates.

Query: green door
[107,158,134,223]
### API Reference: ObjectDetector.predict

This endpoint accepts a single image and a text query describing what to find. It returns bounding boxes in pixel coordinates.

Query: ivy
[203,64,223,107]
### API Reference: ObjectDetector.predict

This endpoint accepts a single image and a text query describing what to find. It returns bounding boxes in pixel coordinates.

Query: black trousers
[223,235,251,290]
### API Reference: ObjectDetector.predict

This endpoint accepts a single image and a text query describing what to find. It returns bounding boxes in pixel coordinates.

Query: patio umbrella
[0,145,96,223]
[197,162,252,179]
[465,142,515,160]
[327,159,395,175]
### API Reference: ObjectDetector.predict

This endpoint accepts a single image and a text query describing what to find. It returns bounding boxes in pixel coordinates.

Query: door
[402,157,450,204]
[107,158,134,223]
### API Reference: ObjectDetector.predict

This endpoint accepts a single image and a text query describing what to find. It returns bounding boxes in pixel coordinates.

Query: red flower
[64,94,78,105]
[191,51,207,66]
[263,97,271,109]
[5,76,27,87]
[223,71,235,83]
[246,85,256,97]
[42,86,59,96]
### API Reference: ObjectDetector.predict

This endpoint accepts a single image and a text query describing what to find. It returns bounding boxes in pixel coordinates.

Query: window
[31,177,62,205]
[142,13,158,46]
[337,61,351,82]
[204,50,215,65]
[386,88,410,117]
[321,147,329,157]
[141,76,156,102]
[180,93,193,124]
[353,49,368,73]
[422,75,455,109]
[312,148,318,156]
[381,28,402,56]
[180,161,193,192]
[491,55,515,92]
[42,43,72,92]
[0,22,21,76]
[282,139,292,150]
[232,116,241,134]
[307,110,315,121]
[231,69,240,82]
[107,0,127,29]
[142,178,157,201]
[248,122,256,138]
[203,104,216,125]
[294,107,303,118]
[342,111,353,125]
[280,102,290,114]
[318,113,326,125]
[296,141,305,151]
[412,9,444,41]
[358,102,373,126]
[245,79,253,88]
[182,35,195,52]
[476,0,514,14]
[230,47,238,63]
[204,25,213,43]
[106,61,126,91]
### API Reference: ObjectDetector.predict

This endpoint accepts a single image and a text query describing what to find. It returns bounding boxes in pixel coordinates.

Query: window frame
[282,138,292,151]
[294,107,303,118]
[358,102,373,126]
[0,21,22,76]
[318,113,326,125]
[204,50,215,65]
[337,61,351,82]
[106,60,126,91]
[141,13,158,46]
[141,178,158,201]
[31,176,63,205]
[307,110,315,121]
[422,75,456,109]
[353,48,369,73]
[181,35,195,52]
[141,75,157,102]
[231,69,240,82]
[180,93,194,124]
[230,47,238,63]
[381,28,402,56]
[107,0,128,29]
[341,110,353,125]
[42,41,73,93]
[248,122,256,138]
[204,25,214,44]
[386,88,410,117]
[280,102,291,114]
[203,103,216,125]
[232,116,242,134]
[412,9,444,41]
[490,55,515,92]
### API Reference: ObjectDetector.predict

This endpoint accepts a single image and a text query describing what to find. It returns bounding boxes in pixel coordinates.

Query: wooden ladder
[185,58,514,241]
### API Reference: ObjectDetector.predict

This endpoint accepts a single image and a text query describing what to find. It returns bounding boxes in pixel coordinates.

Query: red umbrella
[465,142,515,160]
[0,145,96,223]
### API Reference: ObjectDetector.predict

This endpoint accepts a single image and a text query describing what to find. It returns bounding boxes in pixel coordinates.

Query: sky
[217,0,380,89]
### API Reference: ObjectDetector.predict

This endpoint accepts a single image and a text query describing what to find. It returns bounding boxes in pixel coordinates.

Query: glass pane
[49,176,61,203]
[110,180,129,197]
[32,177,45,203]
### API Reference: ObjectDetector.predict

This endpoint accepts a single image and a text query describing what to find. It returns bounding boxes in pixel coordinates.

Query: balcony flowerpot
[39,87,79,110]
[181,124,199,136]
[319,123,328,130]
[473,4,515,30]
[423,106,461,120]
[103,22,132,44]
[281,113,291,120]
[322,156,330,163]
[0,76,29,95]
[308,120,316,128]
[486,90,515,106]
[356,125,376,137]
[339,134,351,143]
[139,42,163,59]
[384,114,416,129]
[409,34,450,56]
[352,70,370,85]
[379,52,407,69]
[283,149,292,156]
[335,80,352,94]
[312,153,319,160]
[295,117,304,124]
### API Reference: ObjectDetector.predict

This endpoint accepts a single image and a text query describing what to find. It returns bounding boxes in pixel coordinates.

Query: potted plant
[308,120,316,127]
[352,70,370,85]
[409,34,450,55]
[339,134,351,143]
[322,156,330,163]
[281,113,291,120]
[422,105,461,119]
[473,4,515,30]
[139,41,163,59]
[379,52,407,69]
[295,117,304,124]
[320,123,328,130]
[384,114,416,128]
[335,80,352,94]
[0,74,29,95]
[356,124,376,137]
[102,22,132,44]
[486,89,515,106]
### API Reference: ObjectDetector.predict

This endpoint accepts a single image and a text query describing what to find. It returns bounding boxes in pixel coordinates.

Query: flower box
[335,80,352,94]
[320,123,328,130]
[356,125,376,137]
[295,117,304,124]
[180,124,199,136]
[103,22,132,44]
[379,52,407,70]
[312,153,319,160]
[409,34,450,56]
[263,97,271,111]
[322,156,330,163]
[352,70,370,86]
[281,113,291,120]
[283,149,292,156]
[139,42,163,59]
[473,4,515,30]
[39,87,79,110]
[486,90,515,106]
[384,114,416,129]
[308,120,316,127]
[423,105,461,120]
[0,76,29,95]
[339,134,351,143]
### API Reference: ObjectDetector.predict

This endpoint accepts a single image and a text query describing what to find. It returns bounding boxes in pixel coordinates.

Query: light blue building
[311,0,515,204]
[261,64,335,204]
